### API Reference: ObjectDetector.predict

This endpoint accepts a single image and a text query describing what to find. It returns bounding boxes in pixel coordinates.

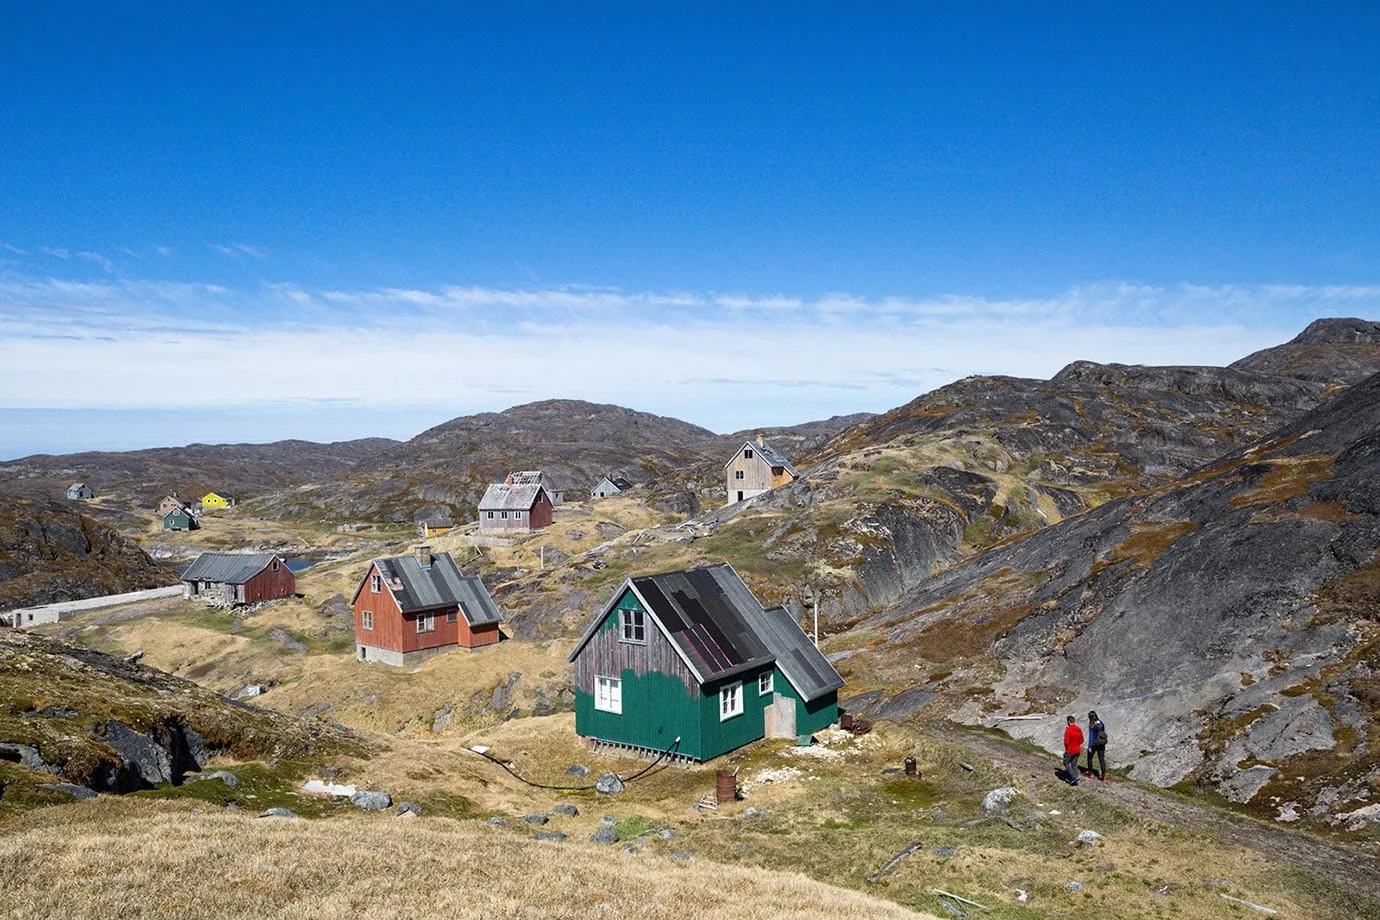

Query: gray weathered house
[478,483,553,532]
[590,476,633,499]
[66,483,93,500]
[724,436,799,505]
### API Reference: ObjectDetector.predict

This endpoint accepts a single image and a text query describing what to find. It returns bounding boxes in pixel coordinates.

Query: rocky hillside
[838,368,1380,831]
[253,401,871,525]
[0,629,360,813]
[1231,317,1380,386]
[0,437,398,519]
[0,497,177,611]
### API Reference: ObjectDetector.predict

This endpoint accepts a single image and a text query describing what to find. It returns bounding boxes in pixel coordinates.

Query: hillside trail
[931,723,1380,898]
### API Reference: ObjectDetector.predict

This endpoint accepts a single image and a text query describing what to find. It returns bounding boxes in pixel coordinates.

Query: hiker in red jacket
[1062,715,1085,786]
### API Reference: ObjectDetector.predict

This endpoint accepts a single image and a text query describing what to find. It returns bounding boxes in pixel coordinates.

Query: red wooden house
[351,546,504,666]
[181,552,296,606]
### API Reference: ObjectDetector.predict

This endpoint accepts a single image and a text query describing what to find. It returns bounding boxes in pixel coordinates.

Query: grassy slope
[0,798,931,920]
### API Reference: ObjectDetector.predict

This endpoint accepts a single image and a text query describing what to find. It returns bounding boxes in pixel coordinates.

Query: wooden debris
[959,762,976,772]
[867,841,924,883]
[1219,894,1278,915]
[850,718,873,735]
[930,889,988,910]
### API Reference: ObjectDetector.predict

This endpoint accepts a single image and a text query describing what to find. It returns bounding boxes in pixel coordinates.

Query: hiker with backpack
[1085,710,1108,781]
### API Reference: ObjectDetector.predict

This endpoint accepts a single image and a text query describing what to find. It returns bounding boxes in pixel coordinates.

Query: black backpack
[1090,719,1108,748]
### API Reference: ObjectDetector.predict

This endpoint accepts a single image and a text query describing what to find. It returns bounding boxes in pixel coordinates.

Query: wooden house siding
[725,448,776,494]
[353,563,500,655]
[573,589,706,758]
[572,588,775,761]
[241,561,296,604]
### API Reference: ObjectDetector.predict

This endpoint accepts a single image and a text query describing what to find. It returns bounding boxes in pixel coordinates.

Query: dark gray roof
[568,564,776,684]
[724,440,799,477]
[181,552,280,585]
[746,605,845,702]
[365,551,502,626]
[479,483,546,511]
[611,477,633,490]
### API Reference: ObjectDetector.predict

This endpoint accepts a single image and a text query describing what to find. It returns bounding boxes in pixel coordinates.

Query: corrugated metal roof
[568,564,775,683]
[723,440,799,477]
[373,552,502,625]
[181,552,279,584]
[746,605,845,702]
[479,483,546,511]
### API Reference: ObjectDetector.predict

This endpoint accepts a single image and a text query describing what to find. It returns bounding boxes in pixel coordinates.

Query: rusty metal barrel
[904,756,918,777]
[715,770,737,804]
[840,713,855,731]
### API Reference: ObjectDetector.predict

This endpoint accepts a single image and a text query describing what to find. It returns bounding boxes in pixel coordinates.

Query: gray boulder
[259,807,301,819]
[432,706,453,733]
[595,773,625,795]
[486,817,505,827]
[566,764,590,777]
[351,790,392,811]
[522,813,549,825]
[980,787,1024,817]
[591,825,620,844]
[0,742,60,775]
[38,783,97,801]
[553,803,579,817]
[396,801,423,817]
[1076,830,1103,846]
[188,770,239,788]
[533,831,569,841]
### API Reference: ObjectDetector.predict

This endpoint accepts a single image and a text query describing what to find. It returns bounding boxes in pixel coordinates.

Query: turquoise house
[567,564,843,762]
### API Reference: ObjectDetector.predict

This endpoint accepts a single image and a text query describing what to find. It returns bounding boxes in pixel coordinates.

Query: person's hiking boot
[1098,774,1106,782]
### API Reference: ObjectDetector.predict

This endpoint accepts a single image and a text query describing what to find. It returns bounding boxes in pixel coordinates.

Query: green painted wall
[575,669,701,758]
[774,666,839,736]
[698,670,772,760]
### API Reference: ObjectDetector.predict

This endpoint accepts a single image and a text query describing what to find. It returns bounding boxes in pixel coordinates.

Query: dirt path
[931,723,1380,898]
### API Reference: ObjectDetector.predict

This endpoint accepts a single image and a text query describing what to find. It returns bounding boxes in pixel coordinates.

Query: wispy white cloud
[209,242,268,259]
[0,243,28,256]
[1,273,1376,432]
[154,245,175,258]
[37,246,69,259]
[77,251,116,274]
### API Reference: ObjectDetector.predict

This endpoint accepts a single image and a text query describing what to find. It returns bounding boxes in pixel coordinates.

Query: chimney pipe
[755,432,765,446]
[416,545,433,568]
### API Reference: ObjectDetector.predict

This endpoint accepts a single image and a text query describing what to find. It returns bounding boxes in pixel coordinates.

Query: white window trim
[446,610,458,623]
[594,675,622,714]
[619,608,646,644]
[361,610,373,631]
[719,682,744,721]
[370,573,381,594]
[759,672,773,696]
[734,470,744,480]
[416,613,435,634]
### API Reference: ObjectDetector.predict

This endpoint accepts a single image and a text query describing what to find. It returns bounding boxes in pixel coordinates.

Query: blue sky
[2,4,1378,458]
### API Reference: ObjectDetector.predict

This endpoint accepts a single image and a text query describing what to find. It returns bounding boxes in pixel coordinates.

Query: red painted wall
[242,559,296,603]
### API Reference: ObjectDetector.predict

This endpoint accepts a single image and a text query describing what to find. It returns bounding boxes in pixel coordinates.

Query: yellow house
[201,492,235,510]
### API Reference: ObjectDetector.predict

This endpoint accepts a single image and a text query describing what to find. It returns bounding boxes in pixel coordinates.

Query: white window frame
[416,613,435,634]
[361,610,373,631]
[734,470,745,480]
[594,676,622,714]
[446,610,458,623]
[744,448,754,459]
[619,608,646,644]
[719,682,744,721]
[370,573,381,594]
[759,672,773,696]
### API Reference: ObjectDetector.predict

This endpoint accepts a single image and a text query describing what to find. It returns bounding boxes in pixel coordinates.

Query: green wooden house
[567,564,844,762]
[162,505,199,531]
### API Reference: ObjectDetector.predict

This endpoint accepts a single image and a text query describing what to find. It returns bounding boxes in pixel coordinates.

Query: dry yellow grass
[0,799,934,920]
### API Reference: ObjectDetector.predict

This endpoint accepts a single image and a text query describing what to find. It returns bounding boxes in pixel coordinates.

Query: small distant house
[567,564,843,762]
[506,470,567,505]
[590,476,633,499]
[478,483,553,532]
[66,483,93,501]
[351,546,504,666]
[201,492,235,510]
[156,495,185,517]
[724,435,798,506]
[181,552,295,606]
[162,506,199,531]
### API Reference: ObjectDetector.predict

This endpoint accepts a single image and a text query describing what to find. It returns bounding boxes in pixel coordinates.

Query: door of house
[766,693,795,739]
[736,490,744,502]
